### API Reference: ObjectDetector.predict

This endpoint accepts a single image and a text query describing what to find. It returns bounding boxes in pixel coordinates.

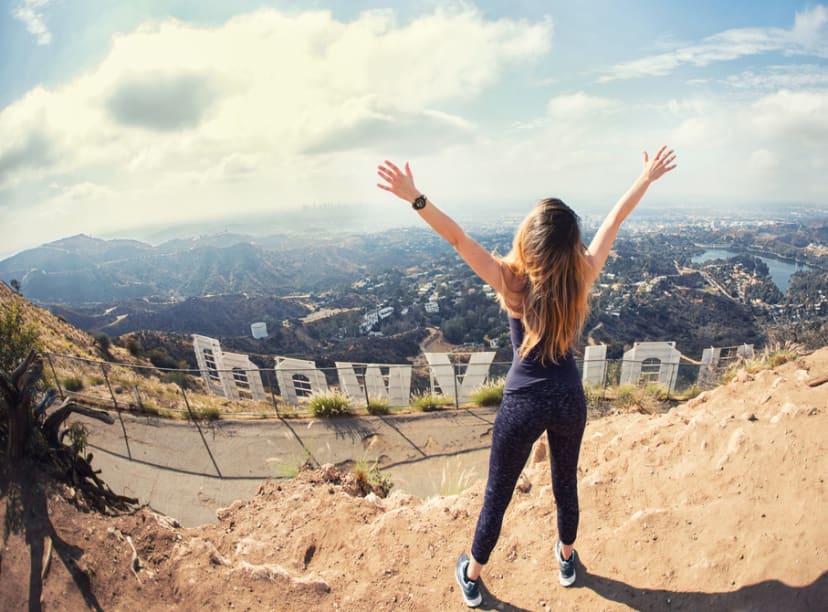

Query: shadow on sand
[471,560,828,612]
[577,567,828,611]
[2,461,104,612]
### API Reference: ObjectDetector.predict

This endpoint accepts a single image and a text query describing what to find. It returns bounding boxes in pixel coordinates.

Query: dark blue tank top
[503,316,581,392]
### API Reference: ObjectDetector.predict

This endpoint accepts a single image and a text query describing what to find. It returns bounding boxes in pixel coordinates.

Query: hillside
[2,336,826,609]
[0,232,427,305]
[51,294,310,337]
[0,281,112,361]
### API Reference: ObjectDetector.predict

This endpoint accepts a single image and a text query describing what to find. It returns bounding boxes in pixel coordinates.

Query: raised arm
[586,146,677,284]
[377,160,505,293]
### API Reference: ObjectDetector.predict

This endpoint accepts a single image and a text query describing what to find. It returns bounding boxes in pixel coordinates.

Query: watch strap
[412,194,427,210]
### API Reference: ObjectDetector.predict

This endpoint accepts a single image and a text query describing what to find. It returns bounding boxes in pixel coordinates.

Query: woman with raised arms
[377,146,676,608]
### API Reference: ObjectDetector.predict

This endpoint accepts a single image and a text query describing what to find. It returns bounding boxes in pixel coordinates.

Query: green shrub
[366,397,391,416]
[470,380,504,407]
[147,348,178,370]
[65,422,88,455]
[413,393,447,412]
[194,406,221,422]
[138,400,159,415]
[353,459,393,498]
[614,384,637,409]
[62,376,84,392]
[583,385,607,414]
[125,336,143,357]
[308,392,352,418]
[0,301,40,372]
[677,384,703,401]
[94,333,112,358]
[162,371,193,389]
[644,383,670,401]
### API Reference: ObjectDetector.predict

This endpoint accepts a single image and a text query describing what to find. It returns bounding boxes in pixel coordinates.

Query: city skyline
[1,1,826,258]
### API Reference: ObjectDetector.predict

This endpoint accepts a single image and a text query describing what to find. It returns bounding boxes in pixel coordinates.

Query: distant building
[425,300,440,314]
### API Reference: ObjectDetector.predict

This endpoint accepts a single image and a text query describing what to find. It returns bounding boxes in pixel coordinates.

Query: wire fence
[43,350,728,420]
[37,350,744,496]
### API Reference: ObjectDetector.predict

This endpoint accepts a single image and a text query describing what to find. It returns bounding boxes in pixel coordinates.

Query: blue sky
[1,1,826,256]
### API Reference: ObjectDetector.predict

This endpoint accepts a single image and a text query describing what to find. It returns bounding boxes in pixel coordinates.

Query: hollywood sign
[191,334,753,407]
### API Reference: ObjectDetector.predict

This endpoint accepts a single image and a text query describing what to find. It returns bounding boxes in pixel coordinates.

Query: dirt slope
[2,349,827,611]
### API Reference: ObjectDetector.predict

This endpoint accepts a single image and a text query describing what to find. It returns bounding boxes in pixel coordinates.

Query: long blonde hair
[497,198,592,364]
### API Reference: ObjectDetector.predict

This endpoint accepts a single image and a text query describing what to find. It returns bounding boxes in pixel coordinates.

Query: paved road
[78,408,497,527]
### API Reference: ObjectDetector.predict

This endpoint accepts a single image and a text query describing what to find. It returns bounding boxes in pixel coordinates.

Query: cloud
[721,64,828,91]
[749,89,828,145]
[667,89,828,200]
[106,72,220,131]
[50,181,116,201]
[546,92,618,118]
[301,103,475,154]
[0,6,552,252]
[12,0,52,45]
[671,89,828,147]
[599,5,828,82]
[0,130,54,187]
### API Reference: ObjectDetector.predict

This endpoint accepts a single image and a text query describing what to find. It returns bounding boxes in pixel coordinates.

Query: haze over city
[1,0,826,258]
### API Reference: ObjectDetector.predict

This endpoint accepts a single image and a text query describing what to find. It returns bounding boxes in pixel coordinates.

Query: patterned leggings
[471,380,587,565]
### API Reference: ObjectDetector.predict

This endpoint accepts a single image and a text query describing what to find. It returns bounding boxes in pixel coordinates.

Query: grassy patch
[614,384,638,410]
[644,383,670,401]
[412,393,449,412]
[366,396,391,416]
[353,459,393,498]
[268,453,312,479]
[308,391,352,418]
[470,379,504,407]
[675,384,703,401]
[437,459,478,496]
[62,376,84,392]
[161,371,195,389]
[192,406,221,421]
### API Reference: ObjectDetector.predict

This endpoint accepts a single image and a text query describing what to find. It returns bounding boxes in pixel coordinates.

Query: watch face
[413,195,427,210]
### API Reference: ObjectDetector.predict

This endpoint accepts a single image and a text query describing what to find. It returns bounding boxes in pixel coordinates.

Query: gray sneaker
[454,553,482,607]
[556,540,577,586]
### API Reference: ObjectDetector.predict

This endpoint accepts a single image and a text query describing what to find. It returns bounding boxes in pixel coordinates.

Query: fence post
[267,369,280,417]
[452,363,460,409]
[362,365,371,409]
[45,353,64,400]
[179,387,223,478]
[100,363,132,461]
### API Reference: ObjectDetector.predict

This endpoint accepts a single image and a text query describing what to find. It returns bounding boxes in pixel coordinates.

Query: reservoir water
[691,248,811,294]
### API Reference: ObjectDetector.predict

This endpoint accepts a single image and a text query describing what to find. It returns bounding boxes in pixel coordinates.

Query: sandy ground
[2,349,827,611]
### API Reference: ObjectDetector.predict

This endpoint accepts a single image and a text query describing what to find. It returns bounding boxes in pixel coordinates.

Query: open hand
[642,146,677,183]
[377,160,421,203]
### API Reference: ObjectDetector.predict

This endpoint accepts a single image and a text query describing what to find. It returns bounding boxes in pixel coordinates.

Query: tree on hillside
[10,279,21,294]
[1,350,138,513]
[1,300,137,512]
[0,301,40,372]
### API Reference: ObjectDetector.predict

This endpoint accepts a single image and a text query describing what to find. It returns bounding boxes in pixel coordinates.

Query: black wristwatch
[412,194,427,210]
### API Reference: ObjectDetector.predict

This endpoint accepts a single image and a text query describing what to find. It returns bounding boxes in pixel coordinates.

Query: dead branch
[11,349,38,388]
[126,535,141,583]
[109,527,145,584]
[41,536,53,581]
[807,374,828,388]
[43,398,114,447]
